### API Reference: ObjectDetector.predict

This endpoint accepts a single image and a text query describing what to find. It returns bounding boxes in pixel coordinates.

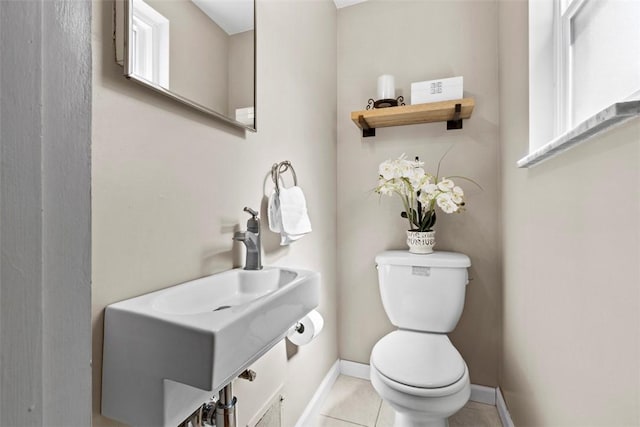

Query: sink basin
[101,267,320,427]
[152,268,299,315]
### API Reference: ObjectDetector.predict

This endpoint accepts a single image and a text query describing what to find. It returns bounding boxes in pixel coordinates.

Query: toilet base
[392,409,449,427]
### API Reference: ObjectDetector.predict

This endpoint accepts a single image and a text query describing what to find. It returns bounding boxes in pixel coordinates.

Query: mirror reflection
[127,0,255,129]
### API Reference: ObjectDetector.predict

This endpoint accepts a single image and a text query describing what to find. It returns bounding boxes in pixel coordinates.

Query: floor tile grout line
[372,399,383,427]
[319,375,384,427]
[321,414,370,427]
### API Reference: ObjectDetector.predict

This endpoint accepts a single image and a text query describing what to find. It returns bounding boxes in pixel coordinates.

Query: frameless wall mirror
[117,0,256,130]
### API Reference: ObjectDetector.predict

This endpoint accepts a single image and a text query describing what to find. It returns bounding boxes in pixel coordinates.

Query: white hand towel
[268,191,282,233]
[279,186,312,235]
[267,186,312,245]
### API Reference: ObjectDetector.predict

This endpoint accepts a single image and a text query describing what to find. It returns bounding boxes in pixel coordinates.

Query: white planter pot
[406,230,436,254]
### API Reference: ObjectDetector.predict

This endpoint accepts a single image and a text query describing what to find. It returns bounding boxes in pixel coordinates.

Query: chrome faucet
[233,207,262,270]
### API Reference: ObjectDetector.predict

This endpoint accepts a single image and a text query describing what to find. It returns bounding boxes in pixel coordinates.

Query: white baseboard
[470,384,496,405]
[295,360,516,427]
[293,360,340,427]
[496,387,515,427]
[339,359,370,380]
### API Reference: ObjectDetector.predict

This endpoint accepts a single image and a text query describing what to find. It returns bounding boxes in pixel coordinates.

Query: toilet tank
[375,251,471,333]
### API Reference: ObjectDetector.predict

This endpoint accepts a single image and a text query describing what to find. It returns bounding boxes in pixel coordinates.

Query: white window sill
[518,99,640,168]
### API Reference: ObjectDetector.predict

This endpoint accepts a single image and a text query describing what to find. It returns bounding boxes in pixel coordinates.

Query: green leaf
[427,211,437,230]
[419,215,429,230]
[411,209,419,227]
[419,210,437,231]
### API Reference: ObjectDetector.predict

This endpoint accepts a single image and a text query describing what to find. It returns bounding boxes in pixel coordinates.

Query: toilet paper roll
[287,310,324,346]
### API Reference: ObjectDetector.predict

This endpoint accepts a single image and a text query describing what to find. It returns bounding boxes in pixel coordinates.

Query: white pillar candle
[377,74,395,100]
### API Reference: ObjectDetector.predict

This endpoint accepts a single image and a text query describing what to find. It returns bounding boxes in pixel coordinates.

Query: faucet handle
[243,207,259,218]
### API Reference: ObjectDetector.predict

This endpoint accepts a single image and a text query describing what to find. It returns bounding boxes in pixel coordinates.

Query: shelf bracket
[447,103,463,130]
[358,115,376,137]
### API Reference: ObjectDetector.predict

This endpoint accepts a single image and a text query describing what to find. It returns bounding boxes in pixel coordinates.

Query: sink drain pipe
[215,383,237,427]
[199,370,256,427]
[200,383,236,427]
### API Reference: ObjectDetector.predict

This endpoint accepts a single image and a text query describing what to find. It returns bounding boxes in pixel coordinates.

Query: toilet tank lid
[375,251,471,268]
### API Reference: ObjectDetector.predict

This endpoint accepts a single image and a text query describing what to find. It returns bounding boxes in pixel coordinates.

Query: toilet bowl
[371,251,472,427]
[370,330,470,427]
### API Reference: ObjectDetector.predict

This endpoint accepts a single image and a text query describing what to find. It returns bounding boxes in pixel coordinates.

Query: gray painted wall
[91,0,337,425]
[0,0,92,425]
[499,1,640,425]
[337,0,501,388]
[0,2,43,424]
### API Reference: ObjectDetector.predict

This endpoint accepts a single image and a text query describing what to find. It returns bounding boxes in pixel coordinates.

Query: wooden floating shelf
[351,98,475,137]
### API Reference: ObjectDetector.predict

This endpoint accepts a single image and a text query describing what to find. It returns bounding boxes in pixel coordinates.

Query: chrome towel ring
[271,160,298,194]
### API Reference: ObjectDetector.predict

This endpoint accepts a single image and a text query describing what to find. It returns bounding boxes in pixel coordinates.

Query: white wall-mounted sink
[101,267,320,427]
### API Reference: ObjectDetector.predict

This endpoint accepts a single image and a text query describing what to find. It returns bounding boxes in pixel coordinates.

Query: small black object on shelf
[366,96,405,110]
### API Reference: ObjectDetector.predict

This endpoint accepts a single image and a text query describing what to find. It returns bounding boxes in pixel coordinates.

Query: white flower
[436,193,458,213]
[420,183,438,200]
[397,159,414,178]
[397,178,415,197]
[421,182,437,193]
[437,178,455,192]
[418,191,432,205]
[376,177,405,196]
[376,154,470,231]
[412,159,425,168]
[379,160,398,180]
[451,186,464,204]
[408,167,426,189]
[376,180,394,196]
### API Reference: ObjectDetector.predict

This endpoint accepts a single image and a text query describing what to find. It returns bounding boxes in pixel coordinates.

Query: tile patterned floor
[313,376,502,427]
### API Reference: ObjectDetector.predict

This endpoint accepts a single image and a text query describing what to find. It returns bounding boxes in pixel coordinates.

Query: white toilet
[370,250,472,427]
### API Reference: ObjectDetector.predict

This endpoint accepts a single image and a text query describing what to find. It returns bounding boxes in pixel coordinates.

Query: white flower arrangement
[375,154,470,232]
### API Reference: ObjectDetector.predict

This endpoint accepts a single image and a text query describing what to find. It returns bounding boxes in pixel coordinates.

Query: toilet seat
[369,332,471,420]
[370,360,469,401]
[371,331,465,390]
